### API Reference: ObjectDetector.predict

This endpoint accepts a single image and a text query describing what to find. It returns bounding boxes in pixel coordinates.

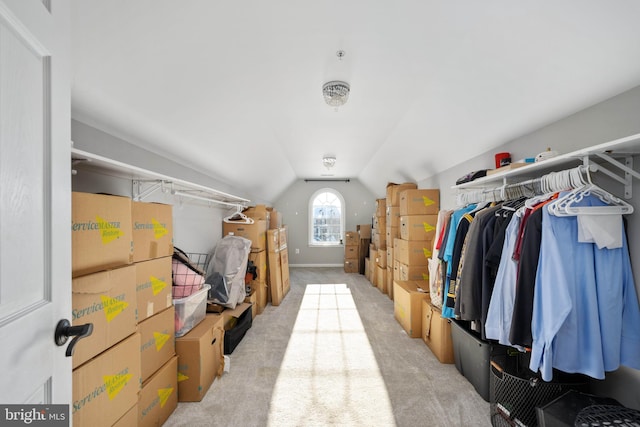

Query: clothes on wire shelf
[433,189,640,381]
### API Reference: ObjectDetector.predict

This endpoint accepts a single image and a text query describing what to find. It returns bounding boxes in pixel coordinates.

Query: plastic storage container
[490,354,589,427]
[451,320,508,402]
[174,284,210,337]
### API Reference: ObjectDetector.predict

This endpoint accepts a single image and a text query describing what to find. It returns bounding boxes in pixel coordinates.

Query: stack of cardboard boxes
[343,230,359,273]
[370,198,387,292]
[385,182,418,299]
[391,188,455,364]
[395,188,439,284]
[132,201,178,426]
[71,192,178,427]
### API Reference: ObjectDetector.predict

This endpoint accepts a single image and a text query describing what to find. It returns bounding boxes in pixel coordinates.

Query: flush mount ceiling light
[322,80,350,108]
[322,156,336,170]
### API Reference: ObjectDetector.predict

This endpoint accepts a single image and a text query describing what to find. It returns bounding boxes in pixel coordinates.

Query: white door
[0,0,71,406]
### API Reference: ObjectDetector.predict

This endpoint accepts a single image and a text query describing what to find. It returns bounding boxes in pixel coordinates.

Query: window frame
[308,188,346,247]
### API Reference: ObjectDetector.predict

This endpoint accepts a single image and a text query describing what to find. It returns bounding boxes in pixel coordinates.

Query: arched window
[308,188,345,246]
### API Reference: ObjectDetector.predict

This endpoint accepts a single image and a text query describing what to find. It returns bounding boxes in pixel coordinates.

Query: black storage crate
[451,319,508,402]
[490,353,589,427]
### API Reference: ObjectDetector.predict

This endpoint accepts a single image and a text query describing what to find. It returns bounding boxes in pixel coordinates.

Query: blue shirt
[529,194,640,380]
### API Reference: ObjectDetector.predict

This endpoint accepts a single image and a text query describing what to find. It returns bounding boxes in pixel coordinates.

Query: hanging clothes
[428,210,452,308]
[529,193,640,381]
[484,208,525,349]
[455,204,502,327]
[441,204,476,318]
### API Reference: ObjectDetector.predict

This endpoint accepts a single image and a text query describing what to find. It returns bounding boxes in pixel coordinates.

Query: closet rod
[172,190,245,209]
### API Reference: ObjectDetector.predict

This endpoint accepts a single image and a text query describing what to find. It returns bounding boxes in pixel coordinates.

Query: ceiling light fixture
[322,80,350,108]
[322,50,349,109]
[322,156,336,170]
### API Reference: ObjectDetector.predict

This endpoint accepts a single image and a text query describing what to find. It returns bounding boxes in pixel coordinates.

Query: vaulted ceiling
[70,1,640,202]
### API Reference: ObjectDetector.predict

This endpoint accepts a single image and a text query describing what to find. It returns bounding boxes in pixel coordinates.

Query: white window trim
[308,187,346,247]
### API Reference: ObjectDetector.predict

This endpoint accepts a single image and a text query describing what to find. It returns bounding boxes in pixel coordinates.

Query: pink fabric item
[172,258,205,298]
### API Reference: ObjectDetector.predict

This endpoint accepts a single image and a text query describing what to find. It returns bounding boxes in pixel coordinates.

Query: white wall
[419,84,640,410]
[273,179,376,266]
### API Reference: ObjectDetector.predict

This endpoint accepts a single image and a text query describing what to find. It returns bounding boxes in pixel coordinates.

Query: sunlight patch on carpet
[267,283,396,426]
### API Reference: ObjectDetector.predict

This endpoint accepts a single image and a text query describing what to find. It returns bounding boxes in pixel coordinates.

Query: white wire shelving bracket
[71,148,250,209]
[452,132,640,199]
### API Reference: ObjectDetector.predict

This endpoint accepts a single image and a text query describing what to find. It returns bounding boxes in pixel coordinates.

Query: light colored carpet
[163,267,491,427]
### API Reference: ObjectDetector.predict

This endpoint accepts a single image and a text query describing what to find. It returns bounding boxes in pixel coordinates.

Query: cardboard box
[393,260,402,281]
[223,219,267,251]
[268,208,283,229]
[357,223,372,239]
[112,403,137,427]
[132,201,173,263]
[243,204,269,222]
[278,226,288,249]
[394,238,432,266]
[138,356,178,427]
[268,249,284,305]
[386,182,418,206]
[393,280,429,337]
[375,198,386,217]
[138,306,175,382]
[400,215,438,241]
[369,243,376,256]
[72,192,133,277]
[376,248,387,268]
[368,257,376,285]
[422,300,454,364]
[486,162,529,176]
[72,333,141,427]
[386,206,401,228]
[72,265,137,368]
[135,256,173,323]
[386,267,394,300]
[386,226,399,246]
[399,189,440,215]
[373,232,386,250]
[267,229,279,252]
[248,250,268,285]
[344,258,359,273]
[364,257,370,281]
[376,265,387,294]
[399,261,430,281]
[280,247,290,295]
[374,214,386,231]
[345,231,359,246]
[175,315,225,402]
[345,244,358,259]
[386,247,394,271]
[256,282,268,314]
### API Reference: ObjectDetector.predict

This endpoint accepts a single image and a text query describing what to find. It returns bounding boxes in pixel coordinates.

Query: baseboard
[289,264,343,268]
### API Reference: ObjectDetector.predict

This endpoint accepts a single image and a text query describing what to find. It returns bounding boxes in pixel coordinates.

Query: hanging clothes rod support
[133,180,166,201]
